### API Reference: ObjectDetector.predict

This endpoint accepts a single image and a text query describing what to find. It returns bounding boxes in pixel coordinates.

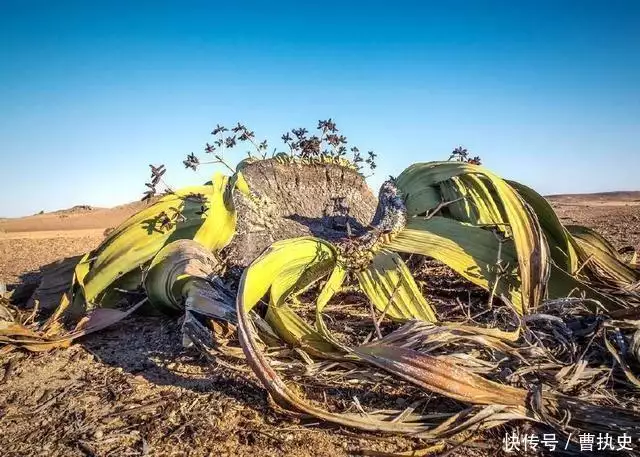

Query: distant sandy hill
[49,204,101,215]
[546,191,640,207]
[0,200,152,234]
[547,190,640,200]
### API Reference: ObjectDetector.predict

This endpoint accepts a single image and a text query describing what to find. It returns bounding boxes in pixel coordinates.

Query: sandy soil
[0,193,639,456]
[0,233,104,286]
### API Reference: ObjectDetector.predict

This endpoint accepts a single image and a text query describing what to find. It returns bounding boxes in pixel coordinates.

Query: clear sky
[1,1,638,217]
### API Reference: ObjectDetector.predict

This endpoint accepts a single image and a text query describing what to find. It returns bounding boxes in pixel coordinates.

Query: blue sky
[1,1,638,217]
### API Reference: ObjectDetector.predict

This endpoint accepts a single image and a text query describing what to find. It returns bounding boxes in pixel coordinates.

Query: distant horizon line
[2,188,640,220]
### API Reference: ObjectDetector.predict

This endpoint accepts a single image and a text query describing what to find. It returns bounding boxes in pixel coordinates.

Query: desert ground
[1,192,639,456]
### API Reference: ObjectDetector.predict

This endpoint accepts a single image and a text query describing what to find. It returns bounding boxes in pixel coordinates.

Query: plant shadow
[285,213,368,240]
[79,315,268,409]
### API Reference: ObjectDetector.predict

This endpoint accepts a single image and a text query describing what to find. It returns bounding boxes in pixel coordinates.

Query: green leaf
[386,216,525,314]
[567,225,640,289]
[239,237,339,354]
[78,180,235,307]
[356,250,437,322]
[396,161,549,313]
